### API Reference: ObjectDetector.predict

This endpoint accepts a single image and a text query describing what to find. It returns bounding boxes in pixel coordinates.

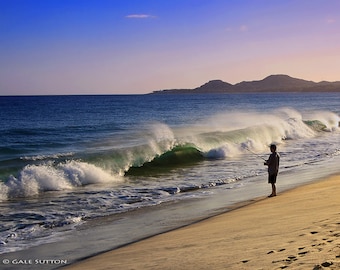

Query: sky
[1,0,340,95]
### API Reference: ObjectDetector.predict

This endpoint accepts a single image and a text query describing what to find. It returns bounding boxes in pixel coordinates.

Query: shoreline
[1,166,339,270]
[64,174,340,270]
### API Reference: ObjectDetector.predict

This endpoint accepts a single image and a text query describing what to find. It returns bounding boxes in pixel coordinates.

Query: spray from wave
[0,161,122,200]
[0,108,338,201]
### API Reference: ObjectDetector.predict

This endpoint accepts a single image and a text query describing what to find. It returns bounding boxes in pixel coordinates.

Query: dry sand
[65,175,340,270]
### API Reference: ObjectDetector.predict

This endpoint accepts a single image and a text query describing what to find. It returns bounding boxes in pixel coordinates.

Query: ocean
[0,93,339,268]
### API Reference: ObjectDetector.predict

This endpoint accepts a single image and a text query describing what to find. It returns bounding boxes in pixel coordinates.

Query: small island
[152,74,340,94]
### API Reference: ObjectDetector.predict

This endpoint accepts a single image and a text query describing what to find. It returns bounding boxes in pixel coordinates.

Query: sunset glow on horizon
[1,0,340,95]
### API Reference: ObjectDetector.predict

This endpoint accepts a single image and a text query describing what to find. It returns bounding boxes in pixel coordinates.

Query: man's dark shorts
[268,173,277,184]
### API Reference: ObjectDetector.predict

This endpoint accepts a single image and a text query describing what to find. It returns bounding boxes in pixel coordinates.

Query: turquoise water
[0,93,339,261]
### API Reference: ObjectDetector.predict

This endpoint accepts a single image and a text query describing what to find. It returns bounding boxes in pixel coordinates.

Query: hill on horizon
[152,74,340,94]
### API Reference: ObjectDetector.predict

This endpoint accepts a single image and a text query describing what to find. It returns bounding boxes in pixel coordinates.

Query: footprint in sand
[298,251,309,256]
[268,248,286,255]
[321,261,333,267]
[287,255,297,261]
[313,262,335,269]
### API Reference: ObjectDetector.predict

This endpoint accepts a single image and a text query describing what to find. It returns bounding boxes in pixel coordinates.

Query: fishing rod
[226,139,267,161]
[241,144,267,161]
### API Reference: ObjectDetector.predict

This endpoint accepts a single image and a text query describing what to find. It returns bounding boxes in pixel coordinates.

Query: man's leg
[271,183,276,196]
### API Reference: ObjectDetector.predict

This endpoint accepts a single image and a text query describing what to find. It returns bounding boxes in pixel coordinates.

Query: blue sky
[1,0,340,95]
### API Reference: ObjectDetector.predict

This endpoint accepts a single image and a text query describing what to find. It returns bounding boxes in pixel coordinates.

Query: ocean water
[0,93,340,262]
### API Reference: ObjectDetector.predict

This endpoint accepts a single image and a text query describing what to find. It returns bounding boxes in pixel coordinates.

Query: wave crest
[0,161,122,200]
[1,107,338,200]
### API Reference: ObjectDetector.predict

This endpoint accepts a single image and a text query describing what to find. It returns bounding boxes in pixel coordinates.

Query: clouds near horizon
[125,14,156,19]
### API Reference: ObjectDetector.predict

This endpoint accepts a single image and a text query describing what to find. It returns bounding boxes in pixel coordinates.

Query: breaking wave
[0,108,338,201]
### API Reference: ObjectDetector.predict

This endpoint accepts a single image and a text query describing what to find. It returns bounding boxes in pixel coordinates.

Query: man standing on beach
[264,144,280,197]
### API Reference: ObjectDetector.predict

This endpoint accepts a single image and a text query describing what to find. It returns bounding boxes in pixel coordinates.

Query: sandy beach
[65,175,340,270]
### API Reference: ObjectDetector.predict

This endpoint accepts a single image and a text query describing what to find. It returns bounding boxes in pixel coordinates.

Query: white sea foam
[60,160,116,186]
[20,152,74,161]
[0,182,9,201]
[120,122,177,172]
[303,111,340,131]
[2,161,123,199]
[205,144,240,159]
[146,123,175,157]
[181,108,318,158]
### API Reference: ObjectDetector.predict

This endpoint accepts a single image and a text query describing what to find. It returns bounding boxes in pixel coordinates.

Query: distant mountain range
[151,74,340,94]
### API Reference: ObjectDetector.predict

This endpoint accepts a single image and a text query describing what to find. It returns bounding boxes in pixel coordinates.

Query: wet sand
[65,175,340,270]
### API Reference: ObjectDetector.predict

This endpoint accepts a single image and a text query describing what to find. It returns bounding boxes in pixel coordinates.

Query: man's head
[270,144,277,152]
